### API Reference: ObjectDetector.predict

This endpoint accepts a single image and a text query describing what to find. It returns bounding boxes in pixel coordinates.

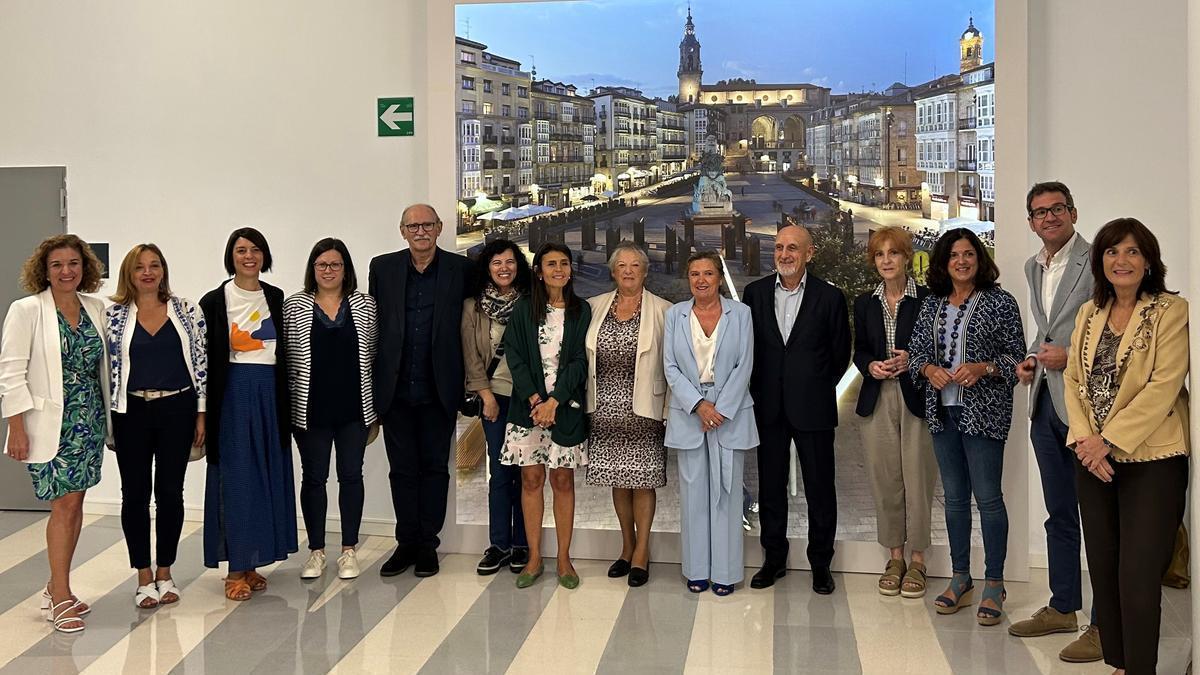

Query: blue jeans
[484,395,526,550]
[932,406,1008,580]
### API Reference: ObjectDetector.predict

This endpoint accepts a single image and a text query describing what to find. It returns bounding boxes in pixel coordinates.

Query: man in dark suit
[743,225,850,594]
[370,203,474,578]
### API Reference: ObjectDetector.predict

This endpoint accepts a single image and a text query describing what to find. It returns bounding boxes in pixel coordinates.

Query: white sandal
[155,578,181,605]
[41,587,90,618]
[134,583,160,609]
[49,599,85,633]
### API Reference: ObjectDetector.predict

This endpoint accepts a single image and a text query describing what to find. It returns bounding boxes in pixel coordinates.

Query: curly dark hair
[925,228,999,297]
[20,234,105,294]
[470,238,531,302]
[1090,217,1175,307]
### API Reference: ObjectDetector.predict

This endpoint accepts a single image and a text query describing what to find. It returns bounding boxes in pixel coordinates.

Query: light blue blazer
[663,296,759,452]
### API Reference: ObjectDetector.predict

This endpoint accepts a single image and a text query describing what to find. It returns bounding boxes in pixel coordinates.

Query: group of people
[0,189,1188,673]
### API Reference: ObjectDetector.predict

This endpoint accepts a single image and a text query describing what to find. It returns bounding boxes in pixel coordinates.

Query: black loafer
[750,561,787,589]
[509,547,530,574]
[812,566,836,595]
[628,567,649,587]
[476,547,511,576]
[380,546,414,577]
[607,559,631,578]
[414,547,440,578]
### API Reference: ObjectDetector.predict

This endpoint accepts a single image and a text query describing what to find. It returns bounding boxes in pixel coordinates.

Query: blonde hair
[19,234,105,294]
[866,226,914,263]
[111,243,172,305]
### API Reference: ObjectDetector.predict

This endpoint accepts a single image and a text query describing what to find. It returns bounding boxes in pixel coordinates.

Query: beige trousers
[861,379,937,550]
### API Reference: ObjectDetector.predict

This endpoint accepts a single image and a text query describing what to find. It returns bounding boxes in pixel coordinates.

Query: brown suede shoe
[1007,606,1078,637]
[1059,625,1103,663]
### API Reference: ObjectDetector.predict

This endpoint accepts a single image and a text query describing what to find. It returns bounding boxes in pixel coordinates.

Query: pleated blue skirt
[203,364,298,570]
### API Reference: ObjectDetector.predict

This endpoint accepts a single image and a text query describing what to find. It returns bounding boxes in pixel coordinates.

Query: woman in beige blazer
[1062,218,1189,675]
[0,235,111,633]
[584,242,671,587]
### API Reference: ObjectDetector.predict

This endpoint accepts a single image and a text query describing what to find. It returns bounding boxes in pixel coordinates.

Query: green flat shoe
[516,564,544,589]
[558,572,580,590]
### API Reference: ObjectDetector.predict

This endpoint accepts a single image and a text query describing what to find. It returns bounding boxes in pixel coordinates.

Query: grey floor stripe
[166,539,420,675]
[927,583,1043,675]
[595,563,698,675]
[772,572,864,674]
[0,510,47,540]
[248,547,426,674]
[2,528,207,673]
[0,515,124,619]
[417,568,557,675]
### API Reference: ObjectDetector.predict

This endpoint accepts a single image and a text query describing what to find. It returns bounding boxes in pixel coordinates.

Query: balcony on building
[957,117,977,130]
[534,108,554,120]
[483,159,499,169]
[501,159,516,168]
[482,134,498,145]
[501,135,516,145]
[958,159,977,171]
[501,185,515,194]
[960,184,978,198]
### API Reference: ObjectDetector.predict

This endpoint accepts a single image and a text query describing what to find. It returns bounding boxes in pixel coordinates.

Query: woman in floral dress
[0,235,110,633]
[501,242,591,590]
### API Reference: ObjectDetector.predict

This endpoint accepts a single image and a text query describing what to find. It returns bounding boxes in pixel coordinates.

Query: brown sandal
[901,561,928,598]
[878,559,906,596]
[224,577,252,601]
[245,571,267,592]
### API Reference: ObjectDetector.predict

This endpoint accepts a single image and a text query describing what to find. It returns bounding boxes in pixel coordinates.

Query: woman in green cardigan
[501,242,592,589]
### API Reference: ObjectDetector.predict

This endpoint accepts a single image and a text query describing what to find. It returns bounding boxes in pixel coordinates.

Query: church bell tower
[677,4,702,103]
[959,16,983,72]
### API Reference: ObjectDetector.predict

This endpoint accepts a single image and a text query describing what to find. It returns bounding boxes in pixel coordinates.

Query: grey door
[0,167,67,510]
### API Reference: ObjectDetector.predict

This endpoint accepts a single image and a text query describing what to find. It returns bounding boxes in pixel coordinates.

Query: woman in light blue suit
[664,251,758,596]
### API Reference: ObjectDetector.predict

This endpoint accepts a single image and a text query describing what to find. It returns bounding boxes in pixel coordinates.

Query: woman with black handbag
[460,239,531,575]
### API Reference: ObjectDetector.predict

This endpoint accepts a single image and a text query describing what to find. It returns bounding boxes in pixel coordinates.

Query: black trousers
[111,392,196,569]
[294,421,368,551]
[1077,455,1187,674]
[381,399,455,550]
[757,420,837,568]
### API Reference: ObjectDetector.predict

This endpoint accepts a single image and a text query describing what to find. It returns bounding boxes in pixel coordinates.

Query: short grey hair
[686,250,725,277]
[606,241,649,276]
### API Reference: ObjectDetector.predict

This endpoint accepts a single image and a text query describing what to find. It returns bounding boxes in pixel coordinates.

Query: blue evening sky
[456,0,995,99]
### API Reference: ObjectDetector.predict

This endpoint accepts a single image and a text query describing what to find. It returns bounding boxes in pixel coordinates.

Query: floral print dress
[500,306,588,469]
[27,310,105,500]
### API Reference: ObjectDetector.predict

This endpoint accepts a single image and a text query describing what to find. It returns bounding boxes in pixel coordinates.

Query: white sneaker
[301,550,326,579]
[337,549,360,579]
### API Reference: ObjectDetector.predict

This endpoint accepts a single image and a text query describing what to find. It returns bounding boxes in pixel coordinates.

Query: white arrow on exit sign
[380,104,413,131]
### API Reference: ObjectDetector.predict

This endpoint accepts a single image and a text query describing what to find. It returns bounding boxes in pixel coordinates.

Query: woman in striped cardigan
[282,238,378,581]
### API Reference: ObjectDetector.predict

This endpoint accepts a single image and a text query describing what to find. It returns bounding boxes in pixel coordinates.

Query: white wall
[1021,0,1192,564]
[0,0,434,530]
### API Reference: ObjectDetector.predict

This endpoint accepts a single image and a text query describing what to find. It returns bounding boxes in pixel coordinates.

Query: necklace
[937,294,971,368]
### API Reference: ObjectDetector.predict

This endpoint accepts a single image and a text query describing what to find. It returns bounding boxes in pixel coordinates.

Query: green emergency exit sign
[378,97,414,136]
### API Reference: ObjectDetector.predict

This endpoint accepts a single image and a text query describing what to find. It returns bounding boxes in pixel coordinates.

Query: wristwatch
[985,363,996,377]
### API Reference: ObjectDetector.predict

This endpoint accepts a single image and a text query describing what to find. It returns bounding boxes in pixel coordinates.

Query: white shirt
[1036,232,1079,317]
[690,311,720,384]
[225,283,277,365]
[774,271,807,342]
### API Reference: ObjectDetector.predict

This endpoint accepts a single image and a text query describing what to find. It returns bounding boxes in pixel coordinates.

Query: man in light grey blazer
[1011,181,1102,664]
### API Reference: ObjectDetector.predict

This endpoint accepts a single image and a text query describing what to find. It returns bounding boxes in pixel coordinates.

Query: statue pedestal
[689,209,738,228]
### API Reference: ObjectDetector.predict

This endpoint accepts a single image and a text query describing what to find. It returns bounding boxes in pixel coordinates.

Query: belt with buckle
[129,387,191,401]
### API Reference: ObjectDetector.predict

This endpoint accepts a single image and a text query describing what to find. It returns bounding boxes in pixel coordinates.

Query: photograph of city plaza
[453,0,996,546]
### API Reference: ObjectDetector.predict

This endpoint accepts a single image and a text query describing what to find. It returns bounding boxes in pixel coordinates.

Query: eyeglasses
[404,222,440,233]
[313,262,344,272]
[1029,203,1072,221]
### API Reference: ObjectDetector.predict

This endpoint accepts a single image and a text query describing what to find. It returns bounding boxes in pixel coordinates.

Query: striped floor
[0,512,1190,674]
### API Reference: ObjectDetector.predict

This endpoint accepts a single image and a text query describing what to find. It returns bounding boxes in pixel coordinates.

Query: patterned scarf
[480,283,520,325]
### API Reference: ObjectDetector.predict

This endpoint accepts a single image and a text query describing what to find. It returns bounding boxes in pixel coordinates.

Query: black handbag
[459,344,504,418]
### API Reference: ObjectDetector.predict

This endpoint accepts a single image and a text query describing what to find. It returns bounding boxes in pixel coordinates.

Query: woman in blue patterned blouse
[908,228,1025,626]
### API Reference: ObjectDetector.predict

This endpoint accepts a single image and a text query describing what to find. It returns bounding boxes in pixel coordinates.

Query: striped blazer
[282,291,378,430]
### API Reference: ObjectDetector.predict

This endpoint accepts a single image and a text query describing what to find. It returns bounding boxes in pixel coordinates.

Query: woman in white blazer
[105,244,207,609]
[0,235,111,633]
[663,251,757,596]
[584,242,671,587]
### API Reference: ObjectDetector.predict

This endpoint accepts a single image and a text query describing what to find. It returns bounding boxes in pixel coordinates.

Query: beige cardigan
[461,297,514,397]
[584,288,671,420]
[1063,293,1190,462]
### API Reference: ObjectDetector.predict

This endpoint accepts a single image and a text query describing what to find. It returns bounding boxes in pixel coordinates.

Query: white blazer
[584,288,671,420]
[0,290,112,463]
